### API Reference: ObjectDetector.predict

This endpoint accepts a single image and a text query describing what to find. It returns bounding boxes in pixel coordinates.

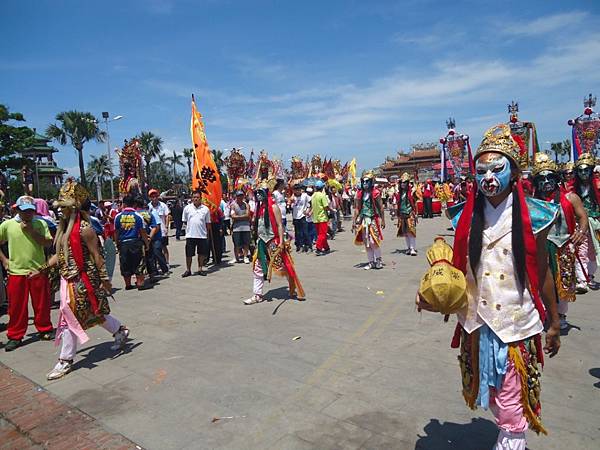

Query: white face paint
[475,154,512,197]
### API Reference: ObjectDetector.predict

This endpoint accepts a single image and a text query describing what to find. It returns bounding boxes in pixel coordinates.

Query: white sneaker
[243,257,250,264]
[47,359,73,380]
[110,327,129,351]
[364,262,374,270]
[576,282,588,294]
[375,258,383,269]
[409,248,417,256]
[244,295,264,305]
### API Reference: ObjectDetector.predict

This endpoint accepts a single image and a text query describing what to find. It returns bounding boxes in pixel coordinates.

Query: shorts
[161,236,169,246]
[185,238,209,258]
[119,240,145,277]
[232,231,251,248]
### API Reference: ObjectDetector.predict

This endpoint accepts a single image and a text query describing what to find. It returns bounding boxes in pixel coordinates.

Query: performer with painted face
[532,153,588,329]
[395,173,417,256]
[244,180,305,305]
[32,179,129,380]
[421,124,561,450]
[353,172,386,269]
[572,153,600,292]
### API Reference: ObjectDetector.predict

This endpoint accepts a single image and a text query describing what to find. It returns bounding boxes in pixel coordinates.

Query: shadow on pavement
[415,417,497,450]
[73,340,142,370]
[590,368,600,388]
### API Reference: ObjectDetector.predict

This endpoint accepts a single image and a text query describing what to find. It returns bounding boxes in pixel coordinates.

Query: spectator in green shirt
[0,196,54,352]
[312,181,331,255]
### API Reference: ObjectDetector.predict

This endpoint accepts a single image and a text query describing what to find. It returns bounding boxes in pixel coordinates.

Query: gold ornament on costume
[575,152,596,169]
[475,124,521,167]
[531,152,558,177]
[561,161,575,172]
[400,172,411,182]
[361,170,374,180]
[56,178,90,208]
[418,237,467,315]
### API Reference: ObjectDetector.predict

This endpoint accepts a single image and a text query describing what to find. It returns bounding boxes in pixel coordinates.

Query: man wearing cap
[230,190,251,263]
[312,180,331,255]
[0,196,54,351]
[148,189,170,265]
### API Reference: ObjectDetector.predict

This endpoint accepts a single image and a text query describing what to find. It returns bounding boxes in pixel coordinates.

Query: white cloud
[501,11,588,36]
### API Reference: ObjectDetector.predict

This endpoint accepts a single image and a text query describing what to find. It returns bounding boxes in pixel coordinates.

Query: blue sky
[1,0,599,175]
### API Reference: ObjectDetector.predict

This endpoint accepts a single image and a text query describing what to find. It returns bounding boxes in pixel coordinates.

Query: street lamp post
[101,112,123,200]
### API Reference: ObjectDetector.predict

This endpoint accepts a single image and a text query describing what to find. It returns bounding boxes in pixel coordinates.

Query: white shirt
[221,200,231,220]
[291,193,310,220]
[182,203,211,239]
[272,190,287,218]
[148,201,170,237]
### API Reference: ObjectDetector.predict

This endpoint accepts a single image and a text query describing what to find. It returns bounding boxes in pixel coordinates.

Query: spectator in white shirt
[181,191,212,277]
[148,189,171,264]
[291,184,310,252]
[272,179,287,229]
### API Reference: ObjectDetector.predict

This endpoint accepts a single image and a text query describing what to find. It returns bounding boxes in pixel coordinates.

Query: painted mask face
[534,170,558,194]
[475,153,512,197]
[361,178,373,191]
[255,189,267,202]
[576,165,592,182]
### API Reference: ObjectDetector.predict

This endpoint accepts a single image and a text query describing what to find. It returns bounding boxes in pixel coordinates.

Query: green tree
[166,150,184,182]
[146,160,171,192]
[550,140,572,163]
[137,131,163,188]
[86,154,112,201]
[0,104,34,171]
[46,111,106,187]
[183,147,194,182]
[211,149,225,173]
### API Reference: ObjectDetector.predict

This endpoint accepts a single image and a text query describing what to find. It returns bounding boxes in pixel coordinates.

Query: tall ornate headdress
[531,152,558,177]
[254,151,277,192]
[117,138,142,194]
[475,123,521,168]
[55,178,90,209]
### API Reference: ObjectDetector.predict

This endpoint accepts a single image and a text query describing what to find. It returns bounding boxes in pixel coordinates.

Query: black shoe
[125,285,136,290]
[5,339,21,352]
[296,247,301,253]
[195,271,207,276]
[588,280,600,291]
[38,329,55,341]
[181,270,192,278]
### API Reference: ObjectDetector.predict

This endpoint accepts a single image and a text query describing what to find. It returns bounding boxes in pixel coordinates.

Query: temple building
[20,131,67,185]
[379,143,441,180]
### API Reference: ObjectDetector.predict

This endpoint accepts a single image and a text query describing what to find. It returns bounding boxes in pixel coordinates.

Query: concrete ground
[1,215,599,449]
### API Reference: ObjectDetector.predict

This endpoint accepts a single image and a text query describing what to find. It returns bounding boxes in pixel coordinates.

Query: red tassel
[69,213,101,315]
[452,186,476,274]
[451,322,462,348]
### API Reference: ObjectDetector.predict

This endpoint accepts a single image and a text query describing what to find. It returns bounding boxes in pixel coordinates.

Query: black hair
[574,168,599,208]
[123,195,135,207]
[468,172,526,294]
[134,197,145,208]
[253,189,270,231]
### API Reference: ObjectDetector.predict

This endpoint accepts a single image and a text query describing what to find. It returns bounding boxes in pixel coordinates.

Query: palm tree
[166,150,185,182]
[183,147,194,181]
[46,111,107,187]
[211,149,225,174]
[550,140,572,163]
[138,131,163,187]
[86,154,112,201]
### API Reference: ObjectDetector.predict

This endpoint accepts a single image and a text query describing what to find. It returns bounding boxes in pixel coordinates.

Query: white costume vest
[457,194,547,343]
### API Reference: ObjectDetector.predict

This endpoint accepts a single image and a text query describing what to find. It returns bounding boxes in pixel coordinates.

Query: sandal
[181,271,192,278]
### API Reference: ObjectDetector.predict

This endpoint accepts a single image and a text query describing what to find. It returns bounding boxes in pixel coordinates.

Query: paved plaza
[1,216,599,449]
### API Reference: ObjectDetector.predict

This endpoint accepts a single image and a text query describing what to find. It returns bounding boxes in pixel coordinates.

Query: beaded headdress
[575,152,596,169]
[531,152,558,177]
[475,124,521,167]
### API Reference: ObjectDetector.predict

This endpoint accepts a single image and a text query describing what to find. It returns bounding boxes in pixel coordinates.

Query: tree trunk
[77,145,87,187]
[187,161,192,181]
[96,176,102,201]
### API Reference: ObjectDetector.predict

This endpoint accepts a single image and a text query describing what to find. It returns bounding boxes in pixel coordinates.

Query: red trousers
[6,274,52,341]
[315,222,330,251]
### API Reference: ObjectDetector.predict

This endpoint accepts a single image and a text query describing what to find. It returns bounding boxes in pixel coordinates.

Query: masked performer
[353,172,386,269]
[244,181,305,305]
[532,153,588,330]
[118,139,142,198]
[420,124,561,450]
[573,153,600,292]
[36,179,129,380]
[396,173,418,256]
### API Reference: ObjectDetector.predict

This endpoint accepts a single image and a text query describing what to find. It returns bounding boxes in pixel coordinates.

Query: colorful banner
[348,158,357,187]
[190,95,222,212]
